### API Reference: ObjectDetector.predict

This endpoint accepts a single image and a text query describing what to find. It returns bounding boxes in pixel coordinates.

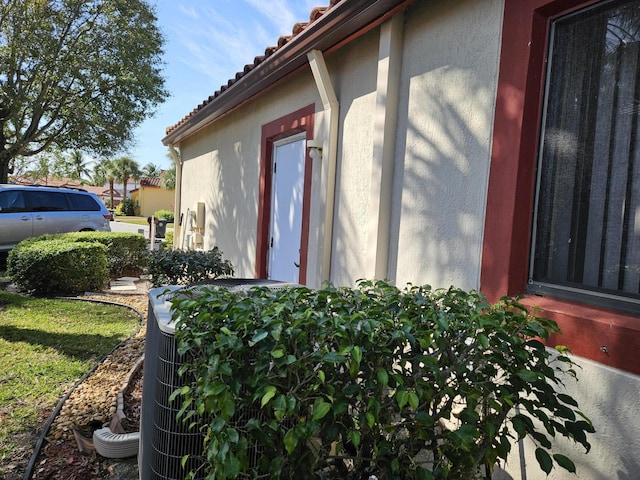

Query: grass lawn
[0,290,140,463]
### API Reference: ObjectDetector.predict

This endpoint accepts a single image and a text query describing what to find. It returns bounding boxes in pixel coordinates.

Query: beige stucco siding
[391,0,503,291]
[495,354,640,480]
[324,30,380,286]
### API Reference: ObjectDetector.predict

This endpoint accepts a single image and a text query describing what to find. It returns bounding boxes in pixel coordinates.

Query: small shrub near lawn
[148,247,233,287]
[153,209,174,223]
[171,280,594,480]
[26,232,148,277]
[7,240,108,294]
[116,198,135,216]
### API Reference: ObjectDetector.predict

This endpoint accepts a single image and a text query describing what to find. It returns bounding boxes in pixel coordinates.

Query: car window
[26,191,70,211]
[0,190,27,213]
[67,193,101,211]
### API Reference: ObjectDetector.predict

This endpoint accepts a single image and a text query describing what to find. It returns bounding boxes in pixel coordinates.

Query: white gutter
[307,49,339,283]
[168,144,182,249]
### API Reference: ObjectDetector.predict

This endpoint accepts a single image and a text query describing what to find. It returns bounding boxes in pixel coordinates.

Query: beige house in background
[162,0,640,478]
[130,176,174,217]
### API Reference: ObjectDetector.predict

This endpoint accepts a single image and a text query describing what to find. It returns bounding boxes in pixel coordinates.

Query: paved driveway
[110,221,149,237]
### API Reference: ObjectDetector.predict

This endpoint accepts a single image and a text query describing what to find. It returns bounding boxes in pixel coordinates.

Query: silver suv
[0,184,111,252]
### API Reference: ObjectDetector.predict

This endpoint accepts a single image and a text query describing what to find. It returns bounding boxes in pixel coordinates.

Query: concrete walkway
[109,276,151,294]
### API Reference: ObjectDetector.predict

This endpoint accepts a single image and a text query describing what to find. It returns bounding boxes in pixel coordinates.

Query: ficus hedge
[12,231,149,277]
[170,280,594,480]
[7,239,108,294]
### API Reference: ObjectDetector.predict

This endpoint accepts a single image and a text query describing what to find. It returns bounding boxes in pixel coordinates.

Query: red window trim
[255,104,315,284]
[481,0,640,375]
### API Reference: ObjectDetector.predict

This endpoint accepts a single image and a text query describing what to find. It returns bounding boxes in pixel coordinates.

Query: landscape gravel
[29,291,149,480]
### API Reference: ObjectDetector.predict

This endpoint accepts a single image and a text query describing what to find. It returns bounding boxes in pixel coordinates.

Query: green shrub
[116,198,135,216]
[171,280,594,480]
[148,247,233,287]
[7,240,108,294]
[162,230,174,249]
[153,209,174,223]
[24,232,148,277]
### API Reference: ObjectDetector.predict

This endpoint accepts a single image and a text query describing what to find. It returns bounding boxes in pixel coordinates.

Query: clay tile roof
[140,176,161,187]
[165,0,343,136]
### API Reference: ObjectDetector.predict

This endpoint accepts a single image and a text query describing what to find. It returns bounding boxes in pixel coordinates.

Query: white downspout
[308,49,339,284]
[168,144,182,249]
[366,14,404,280]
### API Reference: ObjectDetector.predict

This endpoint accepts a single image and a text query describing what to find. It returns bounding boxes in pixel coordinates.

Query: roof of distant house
[140,176,161,187]
[11,176,83,187]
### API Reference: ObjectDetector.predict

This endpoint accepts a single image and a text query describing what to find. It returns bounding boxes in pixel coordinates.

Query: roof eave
[162,0,414,146]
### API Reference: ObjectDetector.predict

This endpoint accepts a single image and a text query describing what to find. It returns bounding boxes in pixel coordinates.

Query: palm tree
[90,162,107,187]
[112,156,141,201]
[67,150,90,181]
[100,159,117,208]
[30,156,51,184]
[160,164,176,190]
[142,162,161,177]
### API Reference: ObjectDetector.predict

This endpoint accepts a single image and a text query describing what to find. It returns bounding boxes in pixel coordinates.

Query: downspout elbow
[308,49,339,284]
[168,144,182,249]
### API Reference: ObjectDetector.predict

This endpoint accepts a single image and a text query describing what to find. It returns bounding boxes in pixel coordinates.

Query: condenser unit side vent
[139,280,299,480]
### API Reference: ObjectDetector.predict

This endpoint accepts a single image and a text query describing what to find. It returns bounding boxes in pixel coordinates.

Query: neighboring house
[162,0,639,478]
[130,175,174,217]
[82,185,122,208]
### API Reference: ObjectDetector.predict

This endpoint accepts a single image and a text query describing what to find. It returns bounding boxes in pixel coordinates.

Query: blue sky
[130,0,319,170]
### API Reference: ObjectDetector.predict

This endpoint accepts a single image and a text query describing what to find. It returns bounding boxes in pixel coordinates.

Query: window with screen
[530,0,640,312]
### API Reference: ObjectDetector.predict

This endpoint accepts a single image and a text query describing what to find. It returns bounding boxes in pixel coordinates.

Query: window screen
[530,0,640,310]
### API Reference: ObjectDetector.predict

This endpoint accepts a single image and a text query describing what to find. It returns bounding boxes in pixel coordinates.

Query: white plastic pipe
[168,144,182,249]
[308,49,339,283]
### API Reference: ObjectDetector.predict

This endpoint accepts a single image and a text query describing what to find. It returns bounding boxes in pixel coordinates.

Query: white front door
[267,134,306,282]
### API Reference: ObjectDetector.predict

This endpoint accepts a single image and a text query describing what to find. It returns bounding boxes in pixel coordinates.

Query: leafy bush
[163,230,174,249]
[171,280,594,480]
[7,239,108,294]
[22,232,148,277]
[116,198,135,216]
[148,247,233,287]
[154,209,174,223]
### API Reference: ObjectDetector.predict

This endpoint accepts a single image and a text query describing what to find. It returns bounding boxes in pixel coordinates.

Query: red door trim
[255,104,315,284]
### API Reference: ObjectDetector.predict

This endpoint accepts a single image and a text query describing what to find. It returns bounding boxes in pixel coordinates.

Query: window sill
[520,295,640,375]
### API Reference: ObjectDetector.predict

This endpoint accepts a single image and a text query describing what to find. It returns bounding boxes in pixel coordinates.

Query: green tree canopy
[0,0,168,183]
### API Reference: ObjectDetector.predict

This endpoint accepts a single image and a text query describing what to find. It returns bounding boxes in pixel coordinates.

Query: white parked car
[0,183,111,252]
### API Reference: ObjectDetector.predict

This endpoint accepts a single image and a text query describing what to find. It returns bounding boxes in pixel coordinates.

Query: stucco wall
[495,355,640,480]
[135,186,174,217]
[324,30,379,286]
[390,0,503,291]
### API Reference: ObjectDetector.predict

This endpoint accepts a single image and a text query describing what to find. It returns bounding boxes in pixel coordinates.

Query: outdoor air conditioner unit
[139,279,296,480]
